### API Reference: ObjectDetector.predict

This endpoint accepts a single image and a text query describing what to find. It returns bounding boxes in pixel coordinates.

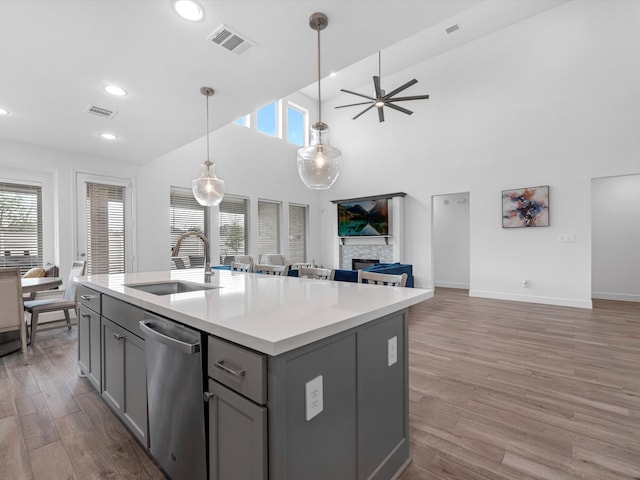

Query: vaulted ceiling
[0,0,566,164]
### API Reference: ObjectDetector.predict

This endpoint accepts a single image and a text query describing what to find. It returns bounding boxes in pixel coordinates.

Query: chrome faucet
[171,232,211,282]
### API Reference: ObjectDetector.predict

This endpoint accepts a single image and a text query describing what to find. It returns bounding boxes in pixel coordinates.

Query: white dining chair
[358,271,408,287]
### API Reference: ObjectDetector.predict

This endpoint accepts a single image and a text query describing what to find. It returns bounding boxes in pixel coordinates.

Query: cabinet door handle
[80,295,95,300]
[81,313,90,318]
[113,333,124,341]
[203,391,215,402]
[214,360,245,377]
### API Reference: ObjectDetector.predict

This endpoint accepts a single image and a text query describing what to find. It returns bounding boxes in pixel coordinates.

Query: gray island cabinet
[78,270,432,480]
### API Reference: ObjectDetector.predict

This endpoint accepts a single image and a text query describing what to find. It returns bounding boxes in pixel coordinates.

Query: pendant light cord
[205,93,210,164]
[317,23,322,125]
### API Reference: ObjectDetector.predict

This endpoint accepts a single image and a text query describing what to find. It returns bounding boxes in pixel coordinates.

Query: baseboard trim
[592,292,640,302]
[469,290,592,309]
[434,281,469,289]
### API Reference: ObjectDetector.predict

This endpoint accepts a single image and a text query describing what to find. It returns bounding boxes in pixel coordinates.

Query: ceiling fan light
[375,100,385,108]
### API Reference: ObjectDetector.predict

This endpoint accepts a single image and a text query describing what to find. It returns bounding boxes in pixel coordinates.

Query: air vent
[208,25,257,56]
[445,24,460,34]
[85,105,117,119]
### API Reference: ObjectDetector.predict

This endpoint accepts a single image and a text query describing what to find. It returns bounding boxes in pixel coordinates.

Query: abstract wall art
[502,185,549,228]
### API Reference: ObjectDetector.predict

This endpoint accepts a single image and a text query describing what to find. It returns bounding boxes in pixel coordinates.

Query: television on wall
[337,198,389,236]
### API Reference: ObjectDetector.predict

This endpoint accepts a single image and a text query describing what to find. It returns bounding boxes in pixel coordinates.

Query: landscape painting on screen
[337,199,389,236]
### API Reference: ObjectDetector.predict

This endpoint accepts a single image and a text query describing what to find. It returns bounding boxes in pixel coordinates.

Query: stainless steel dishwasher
[139,313,207,480]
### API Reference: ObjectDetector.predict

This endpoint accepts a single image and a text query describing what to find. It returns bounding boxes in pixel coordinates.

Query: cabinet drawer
[103,295,146,337]
[78,285,101,314]
[208,337,266,405]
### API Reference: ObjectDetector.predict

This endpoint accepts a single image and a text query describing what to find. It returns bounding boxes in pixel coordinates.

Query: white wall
[432,192,469,289]
[0,139,138,283]
[136,93,321,272]
[592,174,640,302]
[319,0,640,308]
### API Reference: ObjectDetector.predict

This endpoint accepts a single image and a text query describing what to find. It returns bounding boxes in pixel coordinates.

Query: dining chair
[23,261,86,344]
[358,271,408,287]
[254,264,286,276]
[230,261,253,273]
[299,266,332,280]
[0,268,28,363]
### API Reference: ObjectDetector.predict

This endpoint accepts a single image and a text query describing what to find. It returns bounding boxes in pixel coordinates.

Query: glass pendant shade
[297,122,341,189]
[193,160,225,206]
[192,86,225,206]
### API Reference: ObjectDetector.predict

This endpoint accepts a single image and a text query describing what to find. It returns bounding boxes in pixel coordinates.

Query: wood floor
[1,288,638,479]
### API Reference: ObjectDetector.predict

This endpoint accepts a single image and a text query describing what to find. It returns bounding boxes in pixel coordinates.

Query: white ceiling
[0,0,567,165]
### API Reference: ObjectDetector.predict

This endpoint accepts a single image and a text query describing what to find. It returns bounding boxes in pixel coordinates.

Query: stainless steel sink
[125,281,219,296]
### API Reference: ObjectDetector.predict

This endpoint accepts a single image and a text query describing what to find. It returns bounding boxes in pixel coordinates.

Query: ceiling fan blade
[335,101,375,109]
[387,95,430,102]
[383,79,418,100]
[386,103,413,116]
[352,104,376,120]
[378,106,385,123]
[340,89,376,101]
[373,76,382,98]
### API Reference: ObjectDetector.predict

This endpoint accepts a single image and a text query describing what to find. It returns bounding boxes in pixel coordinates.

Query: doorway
[432,192,470,289]
[591,174,640,302]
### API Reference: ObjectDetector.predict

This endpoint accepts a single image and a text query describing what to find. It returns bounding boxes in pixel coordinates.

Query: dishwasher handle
[139,320,201,355]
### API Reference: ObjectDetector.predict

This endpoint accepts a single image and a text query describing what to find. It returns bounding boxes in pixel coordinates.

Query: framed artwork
[502,185,549,228]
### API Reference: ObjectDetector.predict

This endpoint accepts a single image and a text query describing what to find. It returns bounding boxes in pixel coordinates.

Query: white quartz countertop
[81,270,433,356]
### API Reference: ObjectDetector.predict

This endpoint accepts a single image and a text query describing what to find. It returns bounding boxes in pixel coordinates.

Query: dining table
[0,276,63,356]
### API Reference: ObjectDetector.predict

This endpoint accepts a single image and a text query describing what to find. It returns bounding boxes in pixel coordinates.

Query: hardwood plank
[28,440,77,480]
[17,392,60,451]
[55,411,122,480]
[0,415,32,479]
[37,376,80,419]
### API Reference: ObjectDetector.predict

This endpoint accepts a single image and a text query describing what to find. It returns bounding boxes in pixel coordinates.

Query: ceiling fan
[335,51,429,122]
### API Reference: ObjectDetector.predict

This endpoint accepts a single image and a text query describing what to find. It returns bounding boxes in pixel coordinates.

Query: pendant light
[192,86,225,206]
[297,12,342,190]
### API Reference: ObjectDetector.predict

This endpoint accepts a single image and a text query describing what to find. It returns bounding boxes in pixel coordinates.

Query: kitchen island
[79,269,433,480]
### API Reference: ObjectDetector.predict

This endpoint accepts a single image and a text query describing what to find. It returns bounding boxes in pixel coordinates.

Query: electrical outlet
[388,336,398,366]
[305,375,323,421]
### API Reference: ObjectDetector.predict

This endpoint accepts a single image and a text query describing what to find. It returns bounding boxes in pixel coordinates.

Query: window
[0,181,43,275]
[169,187,208,269]
[219,196,248,264]
[287,103,307,146]
[256,102,278,137]
[85,182,125,274]
[258,200,280,259]
[288,204,307,264]
[233,115,250,128]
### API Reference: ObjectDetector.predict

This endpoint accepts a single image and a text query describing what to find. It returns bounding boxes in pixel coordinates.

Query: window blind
[86,182,125,275]
[258,200,280,259]
[169,187,207,269]
[219,196,248,264]
[289,204,307,264]
[0,181,43,275]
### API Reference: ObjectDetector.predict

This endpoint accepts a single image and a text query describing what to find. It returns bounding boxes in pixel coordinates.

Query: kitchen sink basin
[125,281,219,296]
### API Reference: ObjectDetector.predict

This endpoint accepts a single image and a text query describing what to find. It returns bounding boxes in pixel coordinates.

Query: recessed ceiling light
[0,108,9,115]
[174,0,203,21]
[100,133,117,140]
[104,85,127,96]
[330,72,337,78]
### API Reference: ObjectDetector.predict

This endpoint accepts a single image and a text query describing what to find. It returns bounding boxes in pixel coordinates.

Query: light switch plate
[305,375,323,421]
[388,336,398,367]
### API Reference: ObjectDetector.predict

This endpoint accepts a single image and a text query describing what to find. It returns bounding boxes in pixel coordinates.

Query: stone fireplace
[340,243,393,269]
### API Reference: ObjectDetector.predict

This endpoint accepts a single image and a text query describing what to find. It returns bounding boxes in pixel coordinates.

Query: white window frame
[286,101,309,146]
